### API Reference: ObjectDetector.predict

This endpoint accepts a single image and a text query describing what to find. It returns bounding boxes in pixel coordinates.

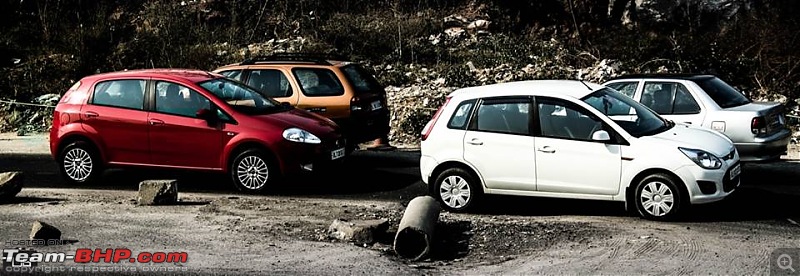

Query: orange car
[214,54,390,151]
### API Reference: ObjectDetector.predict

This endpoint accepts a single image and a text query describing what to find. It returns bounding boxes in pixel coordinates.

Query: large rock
[0,171,24,200]
[137,180,178,206]
[328,219,389,244]
[30,221,61,242]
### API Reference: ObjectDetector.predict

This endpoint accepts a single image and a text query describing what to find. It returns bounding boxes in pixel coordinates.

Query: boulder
[137,180,178,206]
[328,219,389,244]
[0,171,24,200]
[30,220,61,242]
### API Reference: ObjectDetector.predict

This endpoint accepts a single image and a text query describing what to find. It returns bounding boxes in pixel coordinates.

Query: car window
[246,69,293,98]
[673,86,701,114]
[581,88,671,138]
[341,64,384,94]
[471,99,530,135]
[293,68,345,96]
[641,82,700,115]
[695,77,750,108]
[91,79,146,110]
[219,70,243,81]
[198,78,281,115]
[154,81,211,118]
[606,82,638,98]
[537,100,604,141]
[448,99,476,130]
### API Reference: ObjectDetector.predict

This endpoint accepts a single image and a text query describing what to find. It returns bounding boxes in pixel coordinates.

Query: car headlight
[679,147,722,169]
[282,128,321,144]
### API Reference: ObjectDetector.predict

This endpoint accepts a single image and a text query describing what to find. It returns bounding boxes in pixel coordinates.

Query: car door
[640,81,705,125]
[533,97,621,195]
[462,97,537,191]
[81,78,150,164]
[243,68,300,106]
[147,80,224,169]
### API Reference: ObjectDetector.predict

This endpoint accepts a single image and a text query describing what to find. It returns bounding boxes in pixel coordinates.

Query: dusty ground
[1,133,799,275]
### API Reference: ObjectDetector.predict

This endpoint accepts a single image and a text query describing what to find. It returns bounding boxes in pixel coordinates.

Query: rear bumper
[334,111,390,145]
[735,129,791,162]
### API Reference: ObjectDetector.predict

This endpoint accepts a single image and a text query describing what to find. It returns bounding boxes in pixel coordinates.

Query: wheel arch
[225,140,282,174]
[56,133,105,164]
[625,168,690,209]
[428,161,484,194]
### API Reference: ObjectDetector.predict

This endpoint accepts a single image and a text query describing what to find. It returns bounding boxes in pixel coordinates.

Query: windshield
[341,64,384,94]
[582,88,673,137]
[695,77,751,108]
[197,78,281,114]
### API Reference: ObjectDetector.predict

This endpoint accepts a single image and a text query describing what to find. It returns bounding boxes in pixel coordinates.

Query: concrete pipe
[393,196,441,261]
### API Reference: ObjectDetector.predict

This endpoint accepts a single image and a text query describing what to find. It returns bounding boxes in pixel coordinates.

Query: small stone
[137,180,178,205]
[328,219,389,244]
[0,171,24,200]
[30,221,61,242]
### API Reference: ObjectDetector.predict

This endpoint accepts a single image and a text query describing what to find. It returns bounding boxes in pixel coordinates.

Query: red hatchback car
[50,69,346,193]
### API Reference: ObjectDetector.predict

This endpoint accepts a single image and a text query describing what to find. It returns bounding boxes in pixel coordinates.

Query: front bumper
[673,161,741,204]
[735,129,791,162]
[276,138,347,175]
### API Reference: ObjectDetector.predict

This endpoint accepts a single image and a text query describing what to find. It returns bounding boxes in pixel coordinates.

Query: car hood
[253,109,340,139]
[642,123,734,157]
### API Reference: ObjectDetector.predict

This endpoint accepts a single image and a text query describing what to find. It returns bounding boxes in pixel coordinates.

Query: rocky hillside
[0,0,797,142]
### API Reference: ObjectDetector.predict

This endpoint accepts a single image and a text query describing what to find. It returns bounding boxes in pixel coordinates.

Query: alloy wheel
[236,156,269,190]
[63,148,93,181]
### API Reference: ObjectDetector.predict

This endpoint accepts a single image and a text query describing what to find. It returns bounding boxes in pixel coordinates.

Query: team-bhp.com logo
[3,248,188,269]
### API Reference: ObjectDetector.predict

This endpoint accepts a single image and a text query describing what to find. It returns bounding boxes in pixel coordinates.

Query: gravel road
[1,133,799,275]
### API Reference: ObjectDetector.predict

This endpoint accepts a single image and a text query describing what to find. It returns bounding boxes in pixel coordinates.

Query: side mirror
[591,130,611,142]
[196,108,217,121]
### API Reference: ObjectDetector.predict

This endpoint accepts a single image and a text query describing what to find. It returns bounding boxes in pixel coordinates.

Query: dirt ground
[1,133,800,275]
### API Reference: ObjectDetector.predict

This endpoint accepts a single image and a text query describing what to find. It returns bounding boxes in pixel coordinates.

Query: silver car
[604,74,791,162]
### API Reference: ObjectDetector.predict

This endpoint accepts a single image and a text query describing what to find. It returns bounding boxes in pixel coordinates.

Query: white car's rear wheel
[634,173,683,220]
[432,167,481,212]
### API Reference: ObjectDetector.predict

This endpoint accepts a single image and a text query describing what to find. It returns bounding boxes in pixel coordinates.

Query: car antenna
[578,79,593,91]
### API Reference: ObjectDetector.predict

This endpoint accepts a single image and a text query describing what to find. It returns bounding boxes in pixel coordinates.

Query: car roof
[450,80,605,100]
[84,69,222,83]
[607,74,717,81]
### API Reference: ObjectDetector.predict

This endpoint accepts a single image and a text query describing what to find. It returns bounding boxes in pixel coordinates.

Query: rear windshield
[341,64,384,94]
[695,77,751,108]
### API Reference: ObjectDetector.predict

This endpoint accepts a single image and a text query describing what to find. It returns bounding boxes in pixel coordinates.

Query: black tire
[229,148,278,194]
[431,167,482,212]
[58,141,103,185]
[634,173,683,220]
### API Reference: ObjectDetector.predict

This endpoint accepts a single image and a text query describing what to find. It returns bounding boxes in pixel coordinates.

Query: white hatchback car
[420,80,741,220]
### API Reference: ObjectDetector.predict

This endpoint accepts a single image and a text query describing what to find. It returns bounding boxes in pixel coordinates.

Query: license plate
[370,101,383,111]
[331,148,345,160]
[729,164,741,180]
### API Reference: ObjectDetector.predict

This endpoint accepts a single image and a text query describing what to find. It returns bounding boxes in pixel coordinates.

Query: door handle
[466,138,483,145]
[683,122,692,125]
[83,111,99,118]
[148,119,164,126]
[537,146,555,153]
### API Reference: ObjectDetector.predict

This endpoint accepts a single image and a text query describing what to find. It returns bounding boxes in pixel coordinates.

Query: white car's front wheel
[634,173,683,220]
[432,167,481,212]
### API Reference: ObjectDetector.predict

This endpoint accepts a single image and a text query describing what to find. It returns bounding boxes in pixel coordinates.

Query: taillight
[751,116,766,135]
[350,96,362,112]
[421,97,451,141]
